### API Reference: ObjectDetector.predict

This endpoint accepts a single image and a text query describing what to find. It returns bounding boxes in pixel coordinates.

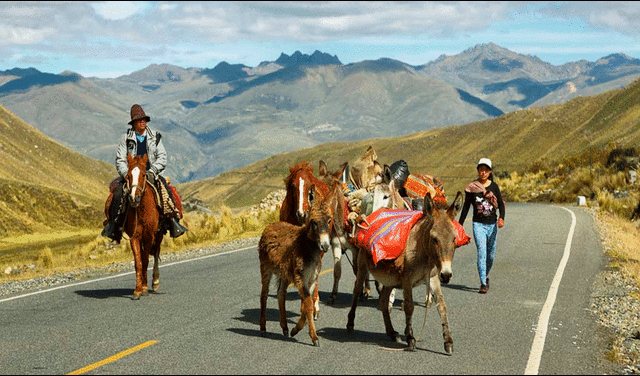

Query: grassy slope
[0,106,115,237]
[178,77,640,208]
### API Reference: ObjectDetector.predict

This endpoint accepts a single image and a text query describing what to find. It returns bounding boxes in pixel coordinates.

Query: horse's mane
[284,161,314,187]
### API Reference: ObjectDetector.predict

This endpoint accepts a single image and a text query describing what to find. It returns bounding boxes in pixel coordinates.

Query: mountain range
[1,43,639,184]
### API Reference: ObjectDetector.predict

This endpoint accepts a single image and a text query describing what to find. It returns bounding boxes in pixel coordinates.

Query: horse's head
[126,154,149,208]
[422,191,463,284]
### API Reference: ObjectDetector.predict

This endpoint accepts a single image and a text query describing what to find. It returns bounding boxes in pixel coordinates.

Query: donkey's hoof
[444,342,453,354]
[282,329,290,337]
[312,339,320,347]
[131,292,142,300]
[290,327,300,337]
[327,295,335,305]
[313,313,319,321]
[141,290,149,297]
[152,282,159,291]
[406,339,416,351]
[346,325,354,333]
[260,330,267,338]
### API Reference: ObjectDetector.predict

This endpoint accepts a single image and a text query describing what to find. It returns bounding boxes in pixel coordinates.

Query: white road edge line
[0,245,256,304]
[524,207,576,375]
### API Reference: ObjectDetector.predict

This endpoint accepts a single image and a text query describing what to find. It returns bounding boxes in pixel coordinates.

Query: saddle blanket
[353,209,424,265]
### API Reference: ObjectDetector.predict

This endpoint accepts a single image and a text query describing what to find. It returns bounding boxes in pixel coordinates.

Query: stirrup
[169,217,187,238]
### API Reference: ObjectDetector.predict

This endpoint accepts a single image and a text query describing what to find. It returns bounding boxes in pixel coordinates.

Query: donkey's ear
[382,164,392,184]
[318,160,328,176]
[448,191,464,219]
[422,192,434,216]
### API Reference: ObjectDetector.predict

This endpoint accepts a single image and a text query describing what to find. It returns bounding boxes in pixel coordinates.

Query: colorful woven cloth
[465,180,498,209]
[353,209,424,265]
[404,173,447,204]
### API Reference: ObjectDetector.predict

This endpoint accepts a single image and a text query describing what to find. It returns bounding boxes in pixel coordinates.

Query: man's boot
[101,216,123,243]
[168,217,187,238]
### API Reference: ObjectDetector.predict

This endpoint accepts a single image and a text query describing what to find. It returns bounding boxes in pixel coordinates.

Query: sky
[2,1,640,79]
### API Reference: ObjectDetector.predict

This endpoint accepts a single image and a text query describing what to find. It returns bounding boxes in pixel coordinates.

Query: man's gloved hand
[146,170,156,184]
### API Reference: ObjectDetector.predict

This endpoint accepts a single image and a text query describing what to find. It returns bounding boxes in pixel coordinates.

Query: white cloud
[91,1,147,21]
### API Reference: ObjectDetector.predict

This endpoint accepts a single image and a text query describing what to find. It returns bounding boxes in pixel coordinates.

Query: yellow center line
[66,340,158,375]
[67,269,336,373]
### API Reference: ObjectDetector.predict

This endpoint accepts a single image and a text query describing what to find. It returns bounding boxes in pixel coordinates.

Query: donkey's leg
[327,237,342,305]
[346,251,367,333]
[402,281,416,351]
[259,270,272,336]
[431,276,453,354]
[277,278,289,337]
[379,285,400,343]
[130,238,144,300]
[291,280,320,346]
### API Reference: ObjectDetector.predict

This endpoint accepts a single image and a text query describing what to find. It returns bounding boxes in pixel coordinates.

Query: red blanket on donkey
[353,209,424,265]
[352,209,471,265]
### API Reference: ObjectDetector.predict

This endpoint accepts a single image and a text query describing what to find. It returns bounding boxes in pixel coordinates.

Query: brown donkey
[346,191,463,352]
[258,183,339,347]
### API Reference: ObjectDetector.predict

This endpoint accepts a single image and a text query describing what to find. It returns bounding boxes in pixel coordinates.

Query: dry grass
[0,206,280,283]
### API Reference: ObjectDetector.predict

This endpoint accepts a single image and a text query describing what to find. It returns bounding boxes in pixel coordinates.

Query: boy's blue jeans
[472,221,498,286]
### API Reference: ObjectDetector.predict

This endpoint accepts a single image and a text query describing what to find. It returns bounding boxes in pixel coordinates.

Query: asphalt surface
[0,203,616,375]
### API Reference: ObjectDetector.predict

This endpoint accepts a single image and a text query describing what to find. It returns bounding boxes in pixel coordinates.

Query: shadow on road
[74,288,135,299]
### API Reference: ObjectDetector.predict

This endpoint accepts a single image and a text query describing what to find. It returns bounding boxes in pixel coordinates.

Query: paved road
[0,203,615,374]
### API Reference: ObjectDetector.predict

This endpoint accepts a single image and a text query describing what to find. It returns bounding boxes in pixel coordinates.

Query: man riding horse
[101,104,187,243]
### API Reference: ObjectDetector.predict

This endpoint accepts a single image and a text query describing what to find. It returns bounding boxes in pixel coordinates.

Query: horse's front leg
[431,275,453,354]
[327,237,342,305]
[130,237,144,300]
[402,282,416,351]
[152,235,162,292]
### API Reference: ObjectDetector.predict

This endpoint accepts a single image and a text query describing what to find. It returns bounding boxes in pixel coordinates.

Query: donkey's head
[306,184,335,255]
[423,191,463,283]
[126,154,149,208]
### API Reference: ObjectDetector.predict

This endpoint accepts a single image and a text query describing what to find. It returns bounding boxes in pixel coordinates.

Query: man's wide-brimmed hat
[128,104,151,125]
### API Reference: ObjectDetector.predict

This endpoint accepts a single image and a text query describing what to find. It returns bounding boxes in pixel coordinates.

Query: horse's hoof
[444,342,453,354]
[312,339,320,347]
[131,292,141,300]
[290,327,300,337]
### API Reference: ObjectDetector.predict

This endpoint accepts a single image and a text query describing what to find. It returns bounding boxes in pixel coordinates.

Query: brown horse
[123,154,163,300]
[346,191,463,352]
[280,160,330,225]
[259,181,338,347]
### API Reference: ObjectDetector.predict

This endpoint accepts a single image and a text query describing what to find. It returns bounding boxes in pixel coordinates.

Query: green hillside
[178,77,640,208]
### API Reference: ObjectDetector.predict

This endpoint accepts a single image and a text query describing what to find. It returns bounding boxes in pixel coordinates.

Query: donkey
[346,191,463,352]
[259,182,340,347]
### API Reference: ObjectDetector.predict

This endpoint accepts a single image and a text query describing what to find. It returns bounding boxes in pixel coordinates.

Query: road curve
[0,203,615,374]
